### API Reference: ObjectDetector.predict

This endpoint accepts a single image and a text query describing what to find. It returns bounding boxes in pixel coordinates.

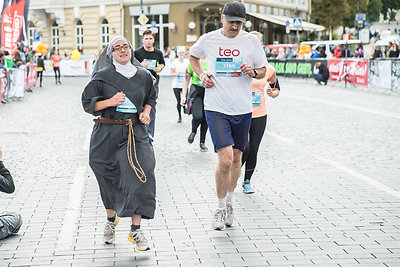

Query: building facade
[28,0,316,55]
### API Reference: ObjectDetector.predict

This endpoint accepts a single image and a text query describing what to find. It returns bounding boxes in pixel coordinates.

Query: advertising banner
[328,59,368,87]
[24,64,36,89]
[391,60,400,93]
[268,59,321,78]
[1,0,26,53]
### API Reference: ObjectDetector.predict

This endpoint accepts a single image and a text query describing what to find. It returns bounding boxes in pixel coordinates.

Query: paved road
[0,76,399,266]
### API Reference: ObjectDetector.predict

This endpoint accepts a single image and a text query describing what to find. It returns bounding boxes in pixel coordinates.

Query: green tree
[381,0,400,19]
[367,0,383,22]
[311,0,350,31]
[342,0,369,28]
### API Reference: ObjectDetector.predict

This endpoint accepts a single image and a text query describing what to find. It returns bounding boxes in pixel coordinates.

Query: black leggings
[190,85,208,143]
[241,115,267,181]
[53,67,60,82]
[173,88,183,117]
[37,71,43,85]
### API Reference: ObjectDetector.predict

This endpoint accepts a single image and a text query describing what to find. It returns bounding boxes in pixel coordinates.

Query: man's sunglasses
[112,44,130,52]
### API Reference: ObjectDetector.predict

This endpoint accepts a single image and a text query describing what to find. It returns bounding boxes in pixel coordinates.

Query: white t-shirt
[170,58,189,88]
[189,29,268,115]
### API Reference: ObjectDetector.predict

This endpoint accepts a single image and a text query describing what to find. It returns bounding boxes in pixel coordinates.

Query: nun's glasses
[112,44,129,52]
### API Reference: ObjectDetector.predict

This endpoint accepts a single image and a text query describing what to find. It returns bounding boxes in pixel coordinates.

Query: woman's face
[112,39,131,65]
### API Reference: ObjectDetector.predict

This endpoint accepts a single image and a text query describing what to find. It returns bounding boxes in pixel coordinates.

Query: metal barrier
[268,58,400,93]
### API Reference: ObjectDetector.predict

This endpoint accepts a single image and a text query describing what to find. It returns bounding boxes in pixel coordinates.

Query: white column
[159,14,164,51]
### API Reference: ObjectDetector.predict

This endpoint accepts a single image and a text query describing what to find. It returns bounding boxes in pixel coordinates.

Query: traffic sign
[138,14,149,26]
[150,21,157,28]
[293,18,302,28]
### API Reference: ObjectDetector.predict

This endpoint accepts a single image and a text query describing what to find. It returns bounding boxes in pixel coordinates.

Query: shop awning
[247,12,325,32]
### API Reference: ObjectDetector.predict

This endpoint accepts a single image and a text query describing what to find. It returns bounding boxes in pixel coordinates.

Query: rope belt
[93,116,147,183]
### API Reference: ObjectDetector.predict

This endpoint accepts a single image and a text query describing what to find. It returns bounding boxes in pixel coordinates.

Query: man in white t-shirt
[189,0,268,230]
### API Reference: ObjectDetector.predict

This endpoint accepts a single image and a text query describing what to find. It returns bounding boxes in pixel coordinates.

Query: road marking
[284,94,400,119]
[319,157,400,199]
[56,166,87,250]
[267,132,295,144]
[267,131,400,199]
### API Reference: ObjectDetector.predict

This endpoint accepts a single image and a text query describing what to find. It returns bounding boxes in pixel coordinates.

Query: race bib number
[116,97,137,113]
[215,57,242,77]
[252,92,261,107]
[177,75,184,83]
[144,59,157,70]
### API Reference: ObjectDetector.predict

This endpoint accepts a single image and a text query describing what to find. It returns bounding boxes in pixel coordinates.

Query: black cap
[222,1,246,23]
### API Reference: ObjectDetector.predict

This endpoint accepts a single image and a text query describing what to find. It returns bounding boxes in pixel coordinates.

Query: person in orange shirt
[241,31,280,194]
[51,50,61,84]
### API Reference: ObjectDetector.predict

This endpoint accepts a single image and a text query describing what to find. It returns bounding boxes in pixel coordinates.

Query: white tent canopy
[247,12,325,32]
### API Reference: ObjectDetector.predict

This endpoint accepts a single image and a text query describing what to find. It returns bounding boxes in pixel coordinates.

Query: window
[266,7,271,14]
[101,19,109,48]
[259,6,266,14]
[51,22,59,51]
[285,10,291,17]
[75,20,83,50]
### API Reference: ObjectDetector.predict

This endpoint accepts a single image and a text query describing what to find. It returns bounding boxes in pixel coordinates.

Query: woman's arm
[93,92,125,112]
[181,72,191,106]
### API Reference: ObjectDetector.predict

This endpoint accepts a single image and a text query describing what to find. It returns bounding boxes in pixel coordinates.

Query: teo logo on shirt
[216,47,242,77]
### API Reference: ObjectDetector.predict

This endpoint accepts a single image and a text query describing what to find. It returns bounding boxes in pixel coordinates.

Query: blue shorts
[205,110,252,152]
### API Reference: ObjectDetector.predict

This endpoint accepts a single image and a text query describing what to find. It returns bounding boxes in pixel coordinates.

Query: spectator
[12,50,22,68]
[333,44,342,58]
[284,47,294,59]
[0,146,23,240]
[386,42,393,58]
[276,47,285,59]
[353,44,364,58]
[380,47,387,58]
[310,49,320,59]
[0,52,6,71]
[313,62,329,85]
[264,47,272,58]
[270,49,278,58]
[341,45,351,58]
[318,47,326,58]
[370,44,383,59]
[388,43,399,58]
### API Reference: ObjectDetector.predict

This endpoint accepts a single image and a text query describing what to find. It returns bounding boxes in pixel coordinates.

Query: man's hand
[139,111,151,125]
[141,60,149,68]
[201,73,215,88]
[108,92,125,107]
[240,63,255,77]
[0,146,2,161]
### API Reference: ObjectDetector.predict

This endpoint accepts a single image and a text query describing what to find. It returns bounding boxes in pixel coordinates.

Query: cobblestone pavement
[0,76,399,267]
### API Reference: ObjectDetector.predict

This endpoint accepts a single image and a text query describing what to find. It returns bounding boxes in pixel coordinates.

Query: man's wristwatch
[252,68,258,78]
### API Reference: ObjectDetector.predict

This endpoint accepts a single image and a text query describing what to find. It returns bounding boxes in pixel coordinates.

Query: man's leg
[229,149,243,193]
[215,146,234,199]
[0,212,23,240]
[313,73,322,84]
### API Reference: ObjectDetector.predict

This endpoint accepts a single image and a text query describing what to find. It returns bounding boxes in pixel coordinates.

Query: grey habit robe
[82,65,157,219]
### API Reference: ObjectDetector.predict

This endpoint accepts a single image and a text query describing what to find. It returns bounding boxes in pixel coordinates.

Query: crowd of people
[265,41,400,60]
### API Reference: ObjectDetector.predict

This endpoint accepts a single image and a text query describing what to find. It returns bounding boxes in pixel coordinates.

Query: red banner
[328,59,369,87]
[1,0,25,53]
[24,64,37,89]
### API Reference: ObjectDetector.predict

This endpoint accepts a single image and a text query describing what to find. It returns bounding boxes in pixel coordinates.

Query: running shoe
[103,216,119,244]
[225,204,234,227]
[128,229,151,251]
[242,180,255,194]
[188,132,196,144]
[212,209,226,230]
[200,143,208,152]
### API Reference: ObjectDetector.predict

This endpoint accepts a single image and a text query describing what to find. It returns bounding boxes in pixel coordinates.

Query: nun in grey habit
[82,36,156,250]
